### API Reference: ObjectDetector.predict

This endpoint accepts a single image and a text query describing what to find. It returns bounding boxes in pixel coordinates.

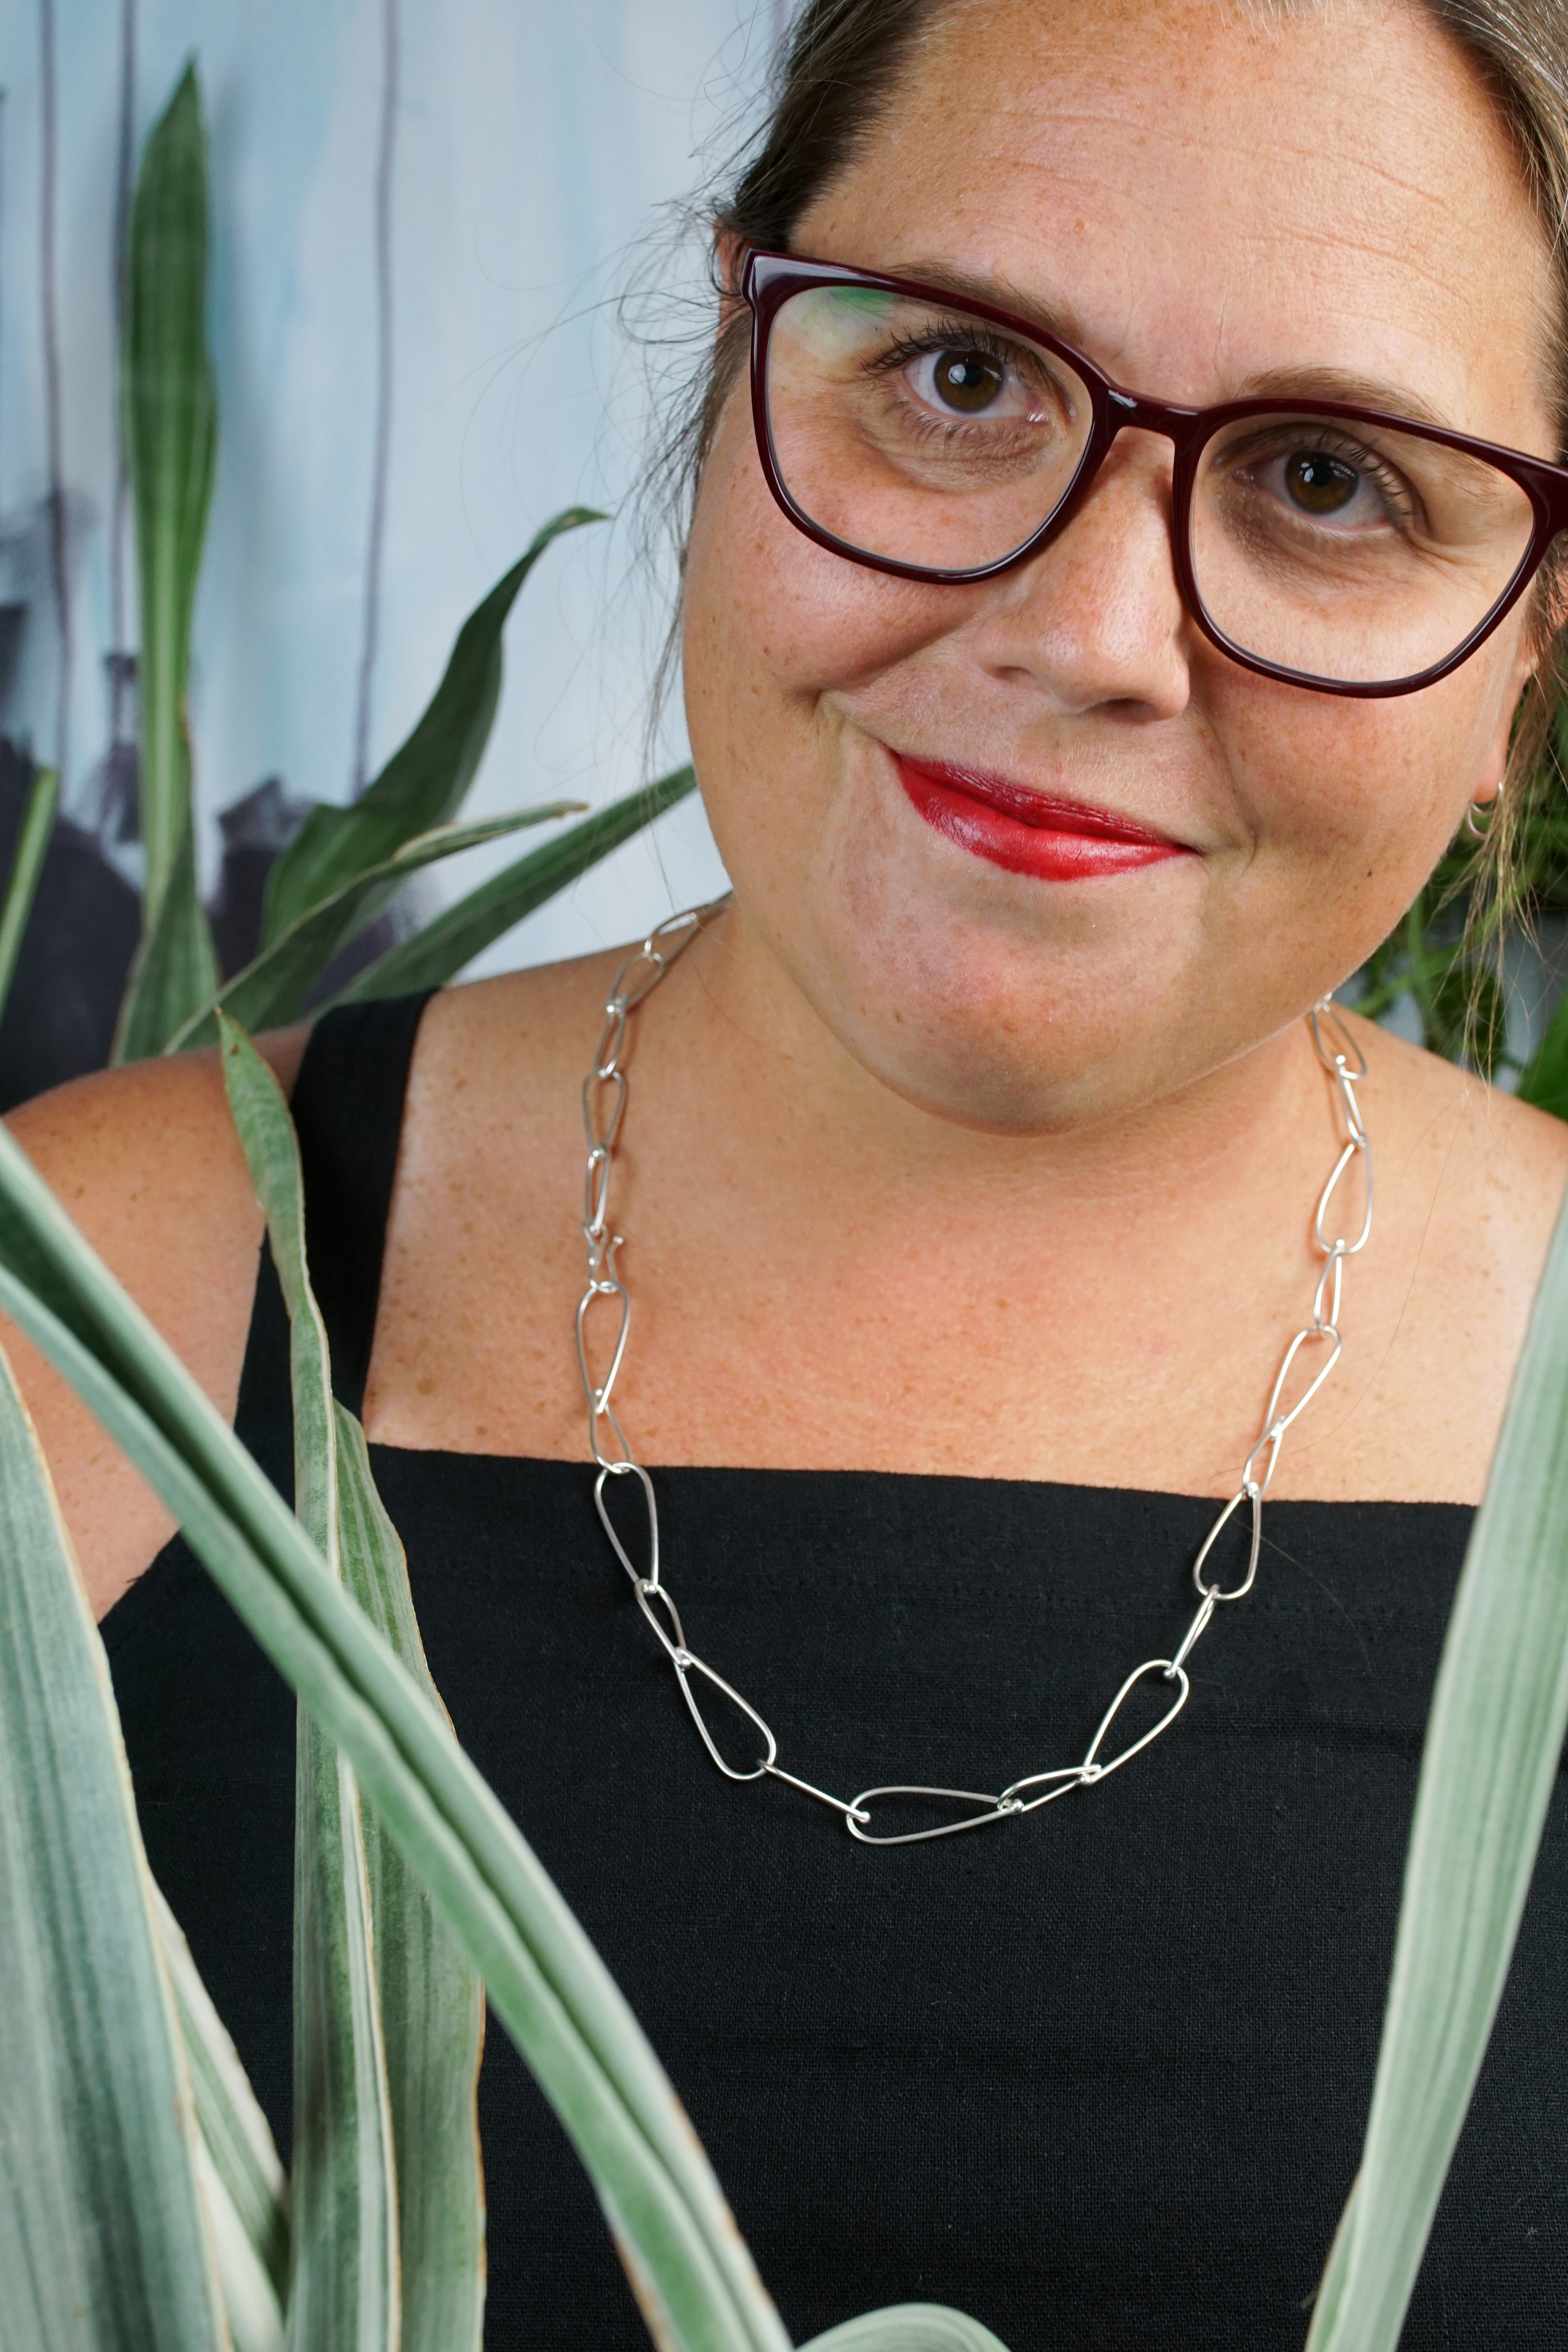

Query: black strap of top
[287,991,435,1416]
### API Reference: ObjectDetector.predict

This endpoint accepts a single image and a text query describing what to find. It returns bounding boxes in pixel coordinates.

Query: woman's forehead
[797,0,1558,449]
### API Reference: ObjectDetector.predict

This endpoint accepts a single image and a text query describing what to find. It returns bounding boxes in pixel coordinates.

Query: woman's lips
[894,754,1192,882]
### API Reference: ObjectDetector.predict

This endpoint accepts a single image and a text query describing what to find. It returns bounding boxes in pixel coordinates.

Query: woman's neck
[660,900,1332,1258]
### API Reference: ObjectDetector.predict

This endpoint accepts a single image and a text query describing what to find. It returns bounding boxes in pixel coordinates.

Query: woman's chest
[112,1459,1565,2348]
[362,1181,1507,1503]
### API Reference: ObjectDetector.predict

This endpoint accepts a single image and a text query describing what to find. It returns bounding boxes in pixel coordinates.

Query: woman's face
[681,0,1560,1133]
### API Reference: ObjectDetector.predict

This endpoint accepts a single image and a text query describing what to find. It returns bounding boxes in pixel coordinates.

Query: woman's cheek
[685,399,958,723]
[682,452,953,925]
[1214,665,1477,919]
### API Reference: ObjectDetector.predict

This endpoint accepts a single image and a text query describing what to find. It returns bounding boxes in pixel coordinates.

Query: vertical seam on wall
[108,0,137,675]
[37,0,70,790]
[350,0,400,800]
[0,95,7,512]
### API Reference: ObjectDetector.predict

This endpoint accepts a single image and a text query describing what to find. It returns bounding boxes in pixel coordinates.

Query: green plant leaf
[324,766,700,1007]
[157,1889,290,2352]
[1305,2177,1357,2351]
[219,1015,486,2348]
[195,2139,287,2352]
[166,804,579,1052]
[0,763,58,1026]
[1306,1184,1568,2352]
[154,1883,290,2312]
[216,1016,337,1556]
[124,59,216,923]
[1397,888,1505,1078]
[799,2313,1011,2352]
[288,1708,400,2352]
[262,510,604,947]
[113,814,221,1062]
[195,2145,286,2352]
[336,1402,487,2352]
[1514,981,1568,1118]
[0,1124,789,2352]
[0,1334,228,2349]
[218,1020,400,2352]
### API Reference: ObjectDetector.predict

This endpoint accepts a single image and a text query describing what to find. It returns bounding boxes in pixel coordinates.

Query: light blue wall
[0,0,785,969]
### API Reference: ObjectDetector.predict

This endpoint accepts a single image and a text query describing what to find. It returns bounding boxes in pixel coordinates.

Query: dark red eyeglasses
[742,247,1568,698]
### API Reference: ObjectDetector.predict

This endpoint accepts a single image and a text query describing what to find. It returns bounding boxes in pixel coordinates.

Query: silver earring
[1465,794,1500,841]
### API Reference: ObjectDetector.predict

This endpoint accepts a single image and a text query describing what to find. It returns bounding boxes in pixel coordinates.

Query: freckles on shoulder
[0,1041,293,1618]
[1373,1022,1568,1311]
[6,1046,267,1255]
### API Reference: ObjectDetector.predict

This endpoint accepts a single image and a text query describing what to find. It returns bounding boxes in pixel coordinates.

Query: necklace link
[576,904,1374,1845]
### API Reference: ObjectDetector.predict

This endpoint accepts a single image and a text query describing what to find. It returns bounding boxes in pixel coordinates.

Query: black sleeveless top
[104,997,1567,2349]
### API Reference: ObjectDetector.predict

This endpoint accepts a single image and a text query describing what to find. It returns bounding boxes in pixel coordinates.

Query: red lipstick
[894,754,1190,883]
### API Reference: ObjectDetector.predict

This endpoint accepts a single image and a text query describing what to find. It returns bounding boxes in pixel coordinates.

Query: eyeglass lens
[763,283,1538,687]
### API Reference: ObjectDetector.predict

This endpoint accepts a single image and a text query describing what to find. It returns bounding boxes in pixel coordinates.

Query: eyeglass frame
[741,245,1568,701]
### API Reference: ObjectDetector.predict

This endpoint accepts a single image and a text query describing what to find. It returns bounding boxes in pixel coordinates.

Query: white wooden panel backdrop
[0,0,791,971]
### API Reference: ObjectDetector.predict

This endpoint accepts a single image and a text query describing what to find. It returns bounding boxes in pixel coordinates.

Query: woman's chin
[843,1015,1196,1136]
[796,924,1209,1136]
[779,852,1214,1132]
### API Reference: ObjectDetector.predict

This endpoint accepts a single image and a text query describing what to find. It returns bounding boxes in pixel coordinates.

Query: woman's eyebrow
[880,257,1094,348]
[1231,364,1453,431]
[874,271,1460,431]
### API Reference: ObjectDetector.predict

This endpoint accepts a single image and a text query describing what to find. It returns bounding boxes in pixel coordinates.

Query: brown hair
[651,0,1568,947]
[1415,3,1568,958]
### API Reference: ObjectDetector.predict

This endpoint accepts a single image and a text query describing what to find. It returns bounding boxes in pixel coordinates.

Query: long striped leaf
[288,1731,398,2351]
[0,1116,788,2352]
[324,766,699,1008]
[218,1022,399,2352]
[262,510,603,946]
[113,814,220,1063]
[1306,2180,1357,2350]
[0,763,58,1024]
[1306,1183,1568,2351]
[221,1016,486,2347]
[217,1018,337,1564]
[0,1336,228,2350]
[124,60,216,924]
[193,2140,285,2352]
[154,1885,289,2311]
[799,2314,1011,2352]
[166,806,579,1053]
[337,1402,487,2352]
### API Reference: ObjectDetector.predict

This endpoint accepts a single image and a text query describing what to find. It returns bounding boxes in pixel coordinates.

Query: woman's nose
[966,430,1194,720]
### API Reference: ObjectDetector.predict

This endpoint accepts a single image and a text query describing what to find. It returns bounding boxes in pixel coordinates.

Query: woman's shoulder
[408,950,627,1086]
[393,951,637,1174]
[4,1026,310,1618]
[9,1022,310,1215]
[0,953,644,1617]
[1349,1010,1568,1232]
[8,1023,313,1318]
[1316,1013,1568,1502]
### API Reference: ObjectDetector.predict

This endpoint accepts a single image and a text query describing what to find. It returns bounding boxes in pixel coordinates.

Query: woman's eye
[1248,443,1406,529]
[907,345,1022,418]
[1282,449,1363,516]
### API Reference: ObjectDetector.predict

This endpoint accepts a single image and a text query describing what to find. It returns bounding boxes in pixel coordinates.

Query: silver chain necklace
[576,902,1373,1846]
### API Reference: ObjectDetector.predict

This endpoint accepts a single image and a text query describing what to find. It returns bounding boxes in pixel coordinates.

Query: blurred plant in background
[0,64,692,1109]
[1346,706,1568,1106]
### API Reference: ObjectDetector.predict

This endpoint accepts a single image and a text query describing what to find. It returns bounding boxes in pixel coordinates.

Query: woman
[12,0,1568,2341]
